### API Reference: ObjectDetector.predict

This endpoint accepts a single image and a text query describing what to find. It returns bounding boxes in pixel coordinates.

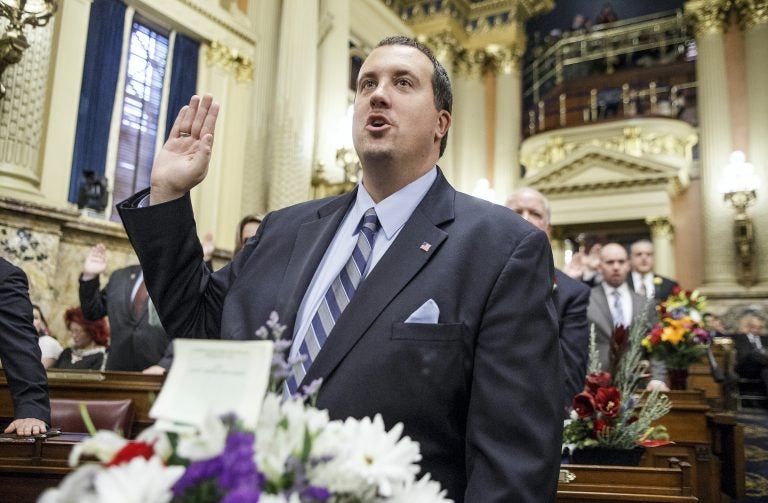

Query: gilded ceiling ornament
[454,47,487,78]
[205,41,254,83]
[735,0,768,29]
[646,216,675,238]
[685,0,732,36]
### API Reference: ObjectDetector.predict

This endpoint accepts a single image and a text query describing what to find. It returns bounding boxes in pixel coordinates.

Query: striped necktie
[612,289,625,326]
[285,208,380,396]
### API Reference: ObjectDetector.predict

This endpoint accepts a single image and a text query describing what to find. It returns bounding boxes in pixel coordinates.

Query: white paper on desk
[150,339,273,431]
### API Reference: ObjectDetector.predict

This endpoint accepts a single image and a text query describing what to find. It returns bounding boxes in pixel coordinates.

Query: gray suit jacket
[587,285,663,379]
[118,169,563,503]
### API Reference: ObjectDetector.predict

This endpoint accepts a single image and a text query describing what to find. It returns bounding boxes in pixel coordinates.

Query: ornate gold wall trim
[177,0,256,45]
[735,0,768,29]
[205,40,254,83]
[685,0,733,36]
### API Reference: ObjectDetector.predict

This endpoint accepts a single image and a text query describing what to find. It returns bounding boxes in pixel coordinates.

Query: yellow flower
[653,276,663,285]
[661,323,685,345]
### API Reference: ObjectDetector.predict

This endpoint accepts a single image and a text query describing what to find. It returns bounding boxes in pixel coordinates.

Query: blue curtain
[68,0,127,203]
[165,34,200,140]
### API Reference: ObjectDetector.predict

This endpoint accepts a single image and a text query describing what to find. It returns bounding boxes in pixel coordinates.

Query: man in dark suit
[507,187,590,412]
[118,36,562,502]
[0,258,50,435]
[79,244,171,372]
[627,239,679,302]
[732,312,768,393]
[586,243,667,389]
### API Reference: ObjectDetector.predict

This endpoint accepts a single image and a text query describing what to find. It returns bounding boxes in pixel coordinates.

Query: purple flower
[301,485,331,502]
[222,486,263,503]
[219,431,263,492]
[172,456,223,496]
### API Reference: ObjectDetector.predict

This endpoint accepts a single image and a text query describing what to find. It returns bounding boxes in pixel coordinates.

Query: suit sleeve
[79,275,108,320]
[464,230,562,502]
[117,190,250,340]
[559,282,590,409]
[0,265,51,424]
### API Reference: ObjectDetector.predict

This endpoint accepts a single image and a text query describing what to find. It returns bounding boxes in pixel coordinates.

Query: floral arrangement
[562,323,672,452]
[40,313,451,503]
[642,287,712,370]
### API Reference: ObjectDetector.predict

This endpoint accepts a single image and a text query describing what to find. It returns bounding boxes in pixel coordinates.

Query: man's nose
[370,83,390,107]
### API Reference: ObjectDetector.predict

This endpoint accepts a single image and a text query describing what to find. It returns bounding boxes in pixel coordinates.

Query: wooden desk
[1,370,164,437]
[557,459,698,502]
[0,433,86,503]
[644,389,742,503]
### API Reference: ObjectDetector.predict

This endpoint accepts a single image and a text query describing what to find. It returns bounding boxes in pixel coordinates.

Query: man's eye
[361,80,375,89]
[396,78,411,87]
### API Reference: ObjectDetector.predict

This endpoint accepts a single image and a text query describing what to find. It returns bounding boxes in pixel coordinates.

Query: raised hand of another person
[5,417,47,436]
[563,252,585,280]
[150,94,220,205]
[81,243,107,281]
[585,243,602,273]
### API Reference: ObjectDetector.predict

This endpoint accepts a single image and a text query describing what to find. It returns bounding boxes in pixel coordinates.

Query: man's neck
[362,163,437,203]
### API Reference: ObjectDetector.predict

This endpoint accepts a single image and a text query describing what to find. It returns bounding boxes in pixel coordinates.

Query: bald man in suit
[587,243,667,389]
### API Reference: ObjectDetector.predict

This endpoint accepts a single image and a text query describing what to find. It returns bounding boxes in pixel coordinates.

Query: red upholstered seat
[50,398,134,437]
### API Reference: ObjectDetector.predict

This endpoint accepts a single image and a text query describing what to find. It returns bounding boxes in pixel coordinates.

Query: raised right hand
[150,94,220,205]
[82,243,107,280]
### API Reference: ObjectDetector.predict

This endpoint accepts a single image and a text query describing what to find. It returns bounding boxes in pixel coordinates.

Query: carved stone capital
[646,216,675,239]
[205,41,254,83]
[486,42,524,74]
[685,0,732,36]
[735,0,768,29]
[454,47,487,78]
[420,31,460,64]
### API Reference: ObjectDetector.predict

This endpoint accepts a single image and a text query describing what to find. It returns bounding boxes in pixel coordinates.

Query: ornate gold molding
[486,41,524,74]
[205,41,253,83]
[685,0,733,36]
[178,0,255,45]
[646,216,675,239]
[735,0,768,29]
[419,31,460,65]
[454,47,487,78]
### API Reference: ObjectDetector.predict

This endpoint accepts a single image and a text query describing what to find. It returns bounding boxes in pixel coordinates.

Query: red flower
[584,372,612,394]
[594,387,621,418]
[672,286,681,294]
[593,418,608,435]
[105,441,155,467]
[573,392,596,419]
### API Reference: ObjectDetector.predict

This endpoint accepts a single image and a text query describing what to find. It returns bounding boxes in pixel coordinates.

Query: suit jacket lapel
[302,171,454,386]
[273,192,356,336]
[594,287,614,337]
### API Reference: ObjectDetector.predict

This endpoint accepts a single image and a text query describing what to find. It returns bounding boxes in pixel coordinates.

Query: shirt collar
[354,167,437,240]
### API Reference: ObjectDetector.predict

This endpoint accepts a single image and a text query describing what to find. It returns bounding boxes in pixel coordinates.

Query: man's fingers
[191,94,214,138]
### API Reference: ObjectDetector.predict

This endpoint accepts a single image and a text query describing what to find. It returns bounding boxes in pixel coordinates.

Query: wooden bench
[557,458,697,502]
[1,369,163,438]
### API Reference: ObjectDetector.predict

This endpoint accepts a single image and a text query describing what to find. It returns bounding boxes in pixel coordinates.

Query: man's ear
[435,110,451,141]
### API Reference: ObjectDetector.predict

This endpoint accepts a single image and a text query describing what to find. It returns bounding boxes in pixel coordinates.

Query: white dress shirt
[631,271,654,299]
[289,167,437,361]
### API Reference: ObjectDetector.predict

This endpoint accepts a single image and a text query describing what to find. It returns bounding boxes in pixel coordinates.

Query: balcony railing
[524,10,694,106]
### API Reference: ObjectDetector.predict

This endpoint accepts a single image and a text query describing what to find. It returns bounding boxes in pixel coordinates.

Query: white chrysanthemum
[136,426,173,461]
[92,456,184,503]
[255,393,331,483]
[309,414,421,498]
[258,493,302,503]
[387,474,453,503]
[38,464,102,503]
[173,412,227,461]
[690,309,702,323]
[68,430,128,466]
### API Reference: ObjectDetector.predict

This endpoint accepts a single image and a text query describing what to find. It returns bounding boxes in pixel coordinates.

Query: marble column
[0,17,55,202]
[646,216,676,278]
[314,0,351,184]
[685,0,736,289]
[424,31,458,184]
[240,0,281,222]
[491,40,524,203]
[739,0,768,288]
[452,48,487,195]
[267,0,320,211]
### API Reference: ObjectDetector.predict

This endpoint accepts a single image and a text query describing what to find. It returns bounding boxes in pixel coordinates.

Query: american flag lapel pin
[419,242,432,252]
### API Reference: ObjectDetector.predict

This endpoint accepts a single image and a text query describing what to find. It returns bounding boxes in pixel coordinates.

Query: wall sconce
[311,146,360,199]
[0,0,58,99]
[719,150,760,287]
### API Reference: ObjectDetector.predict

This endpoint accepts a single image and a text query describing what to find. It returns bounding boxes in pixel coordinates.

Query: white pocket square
[405,299,440,324]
